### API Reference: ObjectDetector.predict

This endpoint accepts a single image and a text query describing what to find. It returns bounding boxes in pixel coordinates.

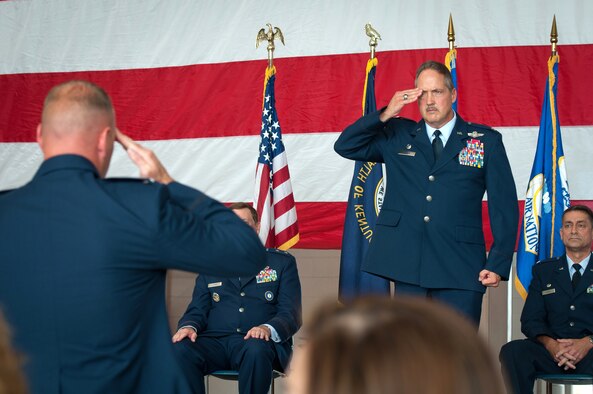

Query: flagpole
[447,13,455,51]
[338,24,390,300]
[550,15,558,57]
[548,15,560,256]
[364,23,380,110]
[253,23,299,250]
[445,14,458,111]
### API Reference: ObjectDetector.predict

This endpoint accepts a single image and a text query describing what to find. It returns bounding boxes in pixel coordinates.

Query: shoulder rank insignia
[468,131,484,138]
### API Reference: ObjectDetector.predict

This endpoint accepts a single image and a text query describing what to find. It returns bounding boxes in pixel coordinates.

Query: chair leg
[205,375,209,394]
[545,380,552,394]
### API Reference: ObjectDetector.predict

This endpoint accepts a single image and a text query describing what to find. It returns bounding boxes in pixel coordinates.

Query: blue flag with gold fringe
[515,54,570,299]
[338,58,391,300]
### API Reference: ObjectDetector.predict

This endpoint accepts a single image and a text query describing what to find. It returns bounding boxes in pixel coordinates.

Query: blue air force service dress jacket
[334,111,518,292]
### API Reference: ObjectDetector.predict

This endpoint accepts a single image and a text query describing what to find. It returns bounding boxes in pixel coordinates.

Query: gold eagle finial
[256,23,285,68]
[364,23,381,59]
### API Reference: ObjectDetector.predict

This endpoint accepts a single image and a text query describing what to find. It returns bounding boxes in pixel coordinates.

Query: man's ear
[97,126,111,157]
[36,124,43,146]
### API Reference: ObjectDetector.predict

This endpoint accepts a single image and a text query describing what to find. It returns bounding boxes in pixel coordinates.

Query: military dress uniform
[335,110,518,323]
[175,248,302,394]
[0,155,266,394]
[500,255,593,394]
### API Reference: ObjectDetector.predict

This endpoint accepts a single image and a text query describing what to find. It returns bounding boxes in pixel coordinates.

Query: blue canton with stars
[258,73,286,175]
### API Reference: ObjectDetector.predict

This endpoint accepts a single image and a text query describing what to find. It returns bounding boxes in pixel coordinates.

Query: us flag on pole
[254,66,299,250]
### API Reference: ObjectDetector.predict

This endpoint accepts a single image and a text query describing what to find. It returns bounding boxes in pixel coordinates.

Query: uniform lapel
[229,277,241,289]
[410,121,435,167]
[554,255,573,296]
[432,115,466,172]
[574,253,593,295]
[240,275,256,289]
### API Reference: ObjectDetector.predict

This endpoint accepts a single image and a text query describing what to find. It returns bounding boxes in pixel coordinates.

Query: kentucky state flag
[338,57,391,300]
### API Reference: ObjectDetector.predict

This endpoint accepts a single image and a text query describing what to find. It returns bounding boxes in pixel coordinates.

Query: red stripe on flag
[254,164,270,214]
[272,165,290,186]
[275,222,299,246]
[2,44,593,142]
[273,194,295,219]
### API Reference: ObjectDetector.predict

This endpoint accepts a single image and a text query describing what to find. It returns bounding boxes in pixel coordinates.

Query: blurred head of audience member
[0,311,27,394]
[288,296,504,394]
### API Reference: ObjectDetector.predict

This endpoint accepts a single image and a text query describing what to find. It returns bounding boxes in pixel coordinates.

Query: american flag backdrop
[254,66,299,250]
[1,1,593,250]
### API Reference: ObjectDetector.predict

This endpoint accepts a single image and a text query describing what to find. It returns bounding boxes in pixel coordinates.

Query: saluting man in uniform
[500,205,593,394]
[335,60,518,325]
[173,202,302,394]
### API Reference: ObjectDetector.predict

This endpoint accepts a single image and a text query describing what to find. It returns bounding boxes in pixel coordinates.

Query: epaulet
[266,248,291,256]
[536,257,561,265]
[104,177,153,184]
[466,122,494,131]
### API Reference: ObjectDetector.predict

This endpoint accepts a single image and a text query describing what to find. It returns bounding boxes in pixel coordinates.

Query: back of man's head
[37,80,116,177]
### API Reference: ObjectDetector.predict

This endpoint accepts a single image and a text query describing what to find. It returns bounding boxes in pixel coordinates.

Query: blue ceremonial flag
[338,58,391,301]
[445,48,458,111]
[515,54,570,299]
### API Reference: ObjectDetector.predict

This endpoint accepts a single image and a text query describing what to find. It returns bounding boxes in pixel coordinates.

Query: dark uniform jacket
[178,249,302,370]
[0,155,265,394]
[335,111,518,292]
[522,254,593,339]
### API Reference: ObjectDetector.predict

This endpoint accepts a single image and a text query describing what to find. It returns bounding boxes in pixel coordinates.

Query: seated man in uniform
[500,205,593,394]
[172,202,302,394]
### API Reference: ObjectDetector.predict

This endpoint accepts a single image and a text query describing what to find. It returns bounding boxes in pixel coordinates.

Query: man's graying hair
[415,61,455,91]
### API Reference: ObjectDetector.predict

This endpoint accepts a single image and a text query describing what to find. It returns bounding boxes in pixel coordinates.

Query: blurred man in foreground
[0,80,265,393]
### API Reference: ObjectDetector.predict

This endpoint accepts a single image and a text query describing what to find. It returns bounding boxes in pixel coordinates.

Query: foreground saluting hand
[116,129,174,184]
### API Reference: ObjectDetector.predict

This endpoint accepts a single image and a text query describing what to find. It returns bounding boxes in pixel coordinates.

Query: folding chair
[205,369,284,394]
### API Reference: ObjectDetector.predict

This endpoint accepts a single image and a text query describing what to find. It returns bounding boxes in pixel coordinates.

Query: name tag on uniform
[542,288,556,296]
[208,282,223,288]
[397,150,416,157]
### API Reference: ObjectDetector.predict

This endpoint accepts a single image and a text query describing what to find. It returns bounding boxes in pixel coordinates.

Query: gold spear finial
[256,23,285,68]
[364,23,381,59]
[550,15,558,56]
[447,13,455,51]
